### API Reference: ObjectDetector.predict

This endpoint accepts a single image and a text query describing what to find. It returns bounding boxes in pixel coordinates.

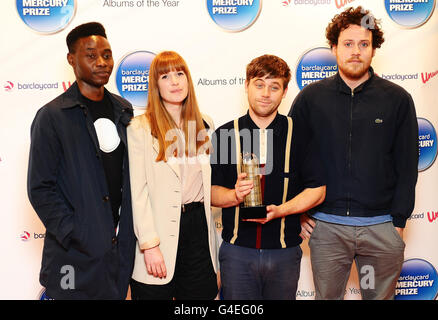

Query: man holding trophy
[211,55,326,300]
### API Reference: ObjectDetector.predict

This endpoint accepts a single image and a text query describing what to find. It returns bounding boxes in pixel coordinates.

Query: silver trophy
[240,153,266,219]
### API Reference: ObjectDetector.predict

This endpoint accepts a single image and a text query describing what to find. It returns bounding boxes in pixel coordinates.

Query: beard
[338,58,371,80]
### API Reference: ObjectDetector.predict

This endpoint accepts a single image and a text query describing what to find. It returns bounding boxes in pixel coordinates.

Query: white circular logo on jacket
[94,118,120,153]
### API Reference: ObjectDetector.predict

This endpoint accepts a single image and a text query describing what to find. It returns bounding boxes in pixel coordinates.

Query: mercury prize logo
[206,0,262,32]
[295,47,338,90]
[418,117,437,172]
[395,259,438,300]
[385,0,435,28]
[115,51,156,109]
[16,0,76,34]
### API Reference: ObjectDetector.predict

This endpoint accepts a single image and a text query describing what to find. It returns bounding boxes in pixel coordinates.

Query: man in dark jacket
[27,22,136,299]
[288,7,418,300]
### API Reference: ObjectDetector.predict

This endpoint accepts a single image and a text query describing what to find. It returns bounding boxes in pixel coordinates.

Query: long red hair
[141,51,209,162]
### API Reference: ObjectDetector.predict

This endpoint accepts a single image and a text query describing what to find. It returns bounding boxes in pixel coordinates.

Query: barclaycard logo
[20,230,45,241]
[3,81,61,91]
[206,0,262,32]
[281,0,331,6]
[20,231,31,242]
[4,81,14,92]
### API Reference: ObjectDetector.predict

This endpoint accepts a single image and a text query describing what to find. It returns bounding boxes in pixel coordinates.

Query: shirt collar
[336,66,375,94]
[60,81,132,125]
[242,110,285,136]
[59,81,83,109]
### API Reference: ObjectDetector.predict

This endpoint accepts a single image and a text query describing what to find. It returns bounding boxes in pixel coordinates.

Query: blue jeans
[219,241,302,300]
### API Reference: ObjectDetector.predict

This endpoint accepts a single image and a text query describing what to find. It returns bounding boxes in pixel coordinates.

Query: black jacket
[27,82,136,299]
[288,68,418,228]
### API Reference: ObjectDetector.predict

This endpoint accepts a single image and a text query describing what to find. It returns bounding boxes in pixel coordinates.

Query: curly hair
[326,6,384,49]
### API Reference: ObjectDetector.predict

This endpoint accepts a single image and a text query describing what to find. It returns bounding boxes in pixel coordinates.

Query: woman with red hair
[127,51,218,300]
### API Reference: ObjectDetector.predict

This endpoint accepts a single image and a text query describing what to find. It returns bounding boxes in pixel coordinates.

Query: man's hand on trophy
[245,204,282,224]
[234,172,254,203]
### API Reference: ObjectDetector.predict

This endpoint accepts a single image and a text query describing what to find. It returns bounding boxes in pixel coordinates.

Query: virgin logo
[427,211,438,223]
[335,0,355,9]
[421,70,438,84]
[62,81,72,92]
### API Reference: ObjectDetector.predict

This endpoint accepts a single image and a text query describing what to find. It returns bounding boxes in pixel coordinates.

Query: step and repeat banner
[0,0,437,299]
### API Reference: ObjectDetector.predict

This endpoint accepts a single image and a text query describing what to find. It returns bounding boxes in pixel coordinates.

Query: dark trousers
[219,241,302,300]
[130,203,217,300]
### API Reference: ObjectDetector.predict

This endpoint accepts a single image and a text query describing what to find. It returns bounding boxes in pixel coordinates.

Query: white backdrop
[1,0,437,299]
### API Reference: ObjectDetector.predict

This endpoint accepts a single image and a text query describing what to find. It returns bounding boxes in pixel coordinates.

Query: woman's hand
[143,246,167,279]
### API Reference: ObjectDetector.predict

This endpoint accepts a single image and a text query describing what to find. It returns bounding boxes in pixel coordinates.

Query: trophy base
[240,205,267,219]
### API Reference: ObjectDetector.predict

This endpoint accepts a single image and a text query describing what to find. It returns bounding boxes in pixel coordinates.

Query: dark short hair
[246,54,291,89]
[326,6,384,49]
[66,22,107,53]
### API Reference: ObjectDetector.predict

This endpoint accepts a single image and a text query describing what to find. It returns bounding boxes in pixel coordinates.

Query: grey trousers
[309,220,405,300]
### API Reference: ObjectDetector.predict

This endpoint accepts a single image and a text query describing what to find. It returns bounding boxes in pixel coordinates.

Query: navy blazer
[27,82,136,299]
